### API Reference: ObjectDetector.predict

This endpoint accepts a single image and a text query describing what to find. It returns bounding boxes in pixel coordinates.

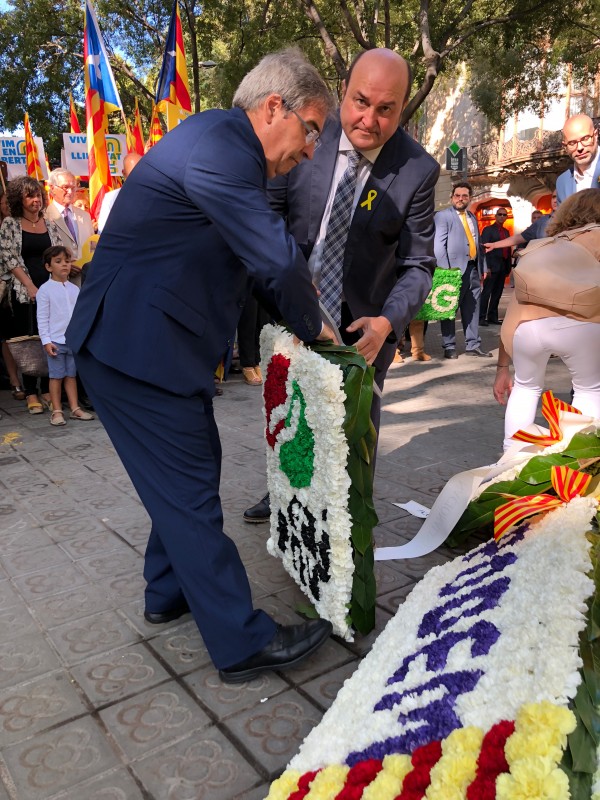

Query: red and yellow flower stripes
[267,703,575,800]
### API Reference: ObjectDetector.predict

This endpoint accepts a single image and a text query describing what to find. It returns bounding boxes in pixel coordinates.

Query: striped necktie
[319,150,362,326]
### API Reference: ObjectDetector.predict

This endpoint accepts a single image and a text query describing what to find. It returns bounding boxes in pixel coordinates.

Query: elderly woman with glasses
[0,175,64,413]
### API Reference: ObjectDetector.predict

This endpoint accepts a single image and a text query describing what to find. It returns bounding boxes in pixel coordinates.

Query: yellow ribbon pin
[360,189,377,211]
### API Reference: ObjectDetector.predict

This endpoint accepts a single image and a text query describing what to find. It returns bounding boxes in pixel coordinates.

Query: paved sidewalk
[0,311,573,800]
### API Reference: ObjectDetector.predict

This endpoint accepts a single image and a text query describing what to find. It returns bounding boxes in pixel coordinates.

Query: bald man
[244,48,439,522]
[556,114,600,204]
[97,152,143,233]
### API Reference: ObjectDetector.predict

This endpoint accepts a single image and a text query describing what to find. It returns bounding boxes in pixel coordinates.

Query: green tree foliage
[0,0,598,161]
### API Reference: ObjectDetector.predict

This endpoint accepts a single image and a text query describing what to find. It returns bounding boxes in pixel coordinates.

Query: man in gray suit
[434,182,491,359]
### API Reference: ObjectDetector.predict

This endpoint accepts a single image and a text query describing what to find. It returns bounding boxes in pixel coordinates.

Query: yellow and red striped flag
[512,390,582,447]
[69,93,82,134]
[493,494,562,542]
[131,98,145,155]
[146,105,164,150]
[23,113,43,181]
[84,0,123,220]
[551,465,592,502]
[155,0,192,131]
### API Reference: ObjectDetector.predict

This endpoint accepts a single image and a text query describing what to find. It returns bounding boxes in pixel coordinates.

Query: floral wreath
[260,325,378,640]
[265,391,600,800]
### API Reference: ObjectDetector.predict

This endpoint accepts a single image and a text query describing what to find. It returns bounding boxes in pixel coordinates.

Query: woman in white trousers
[493,189,600,450]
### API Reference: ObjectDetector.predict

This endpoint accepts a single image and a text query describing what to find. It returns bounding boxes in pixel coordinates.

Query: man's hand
[346,315,392,365]
[483,241,500,253]
[316,323,338,343]
[44,343,58,357]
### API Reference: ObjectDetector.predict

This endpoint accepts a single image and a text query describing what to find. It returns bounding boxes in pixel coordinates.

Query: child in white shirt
[36,246,95,426]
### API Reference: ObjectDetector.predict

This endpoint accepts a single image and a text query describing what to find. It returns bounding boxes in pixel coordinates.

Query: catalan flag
[23,113,43,181]
[69,93,82,134]
[146,104,164,150]
[131,98,145,155]
[84,0,123,220]
[155,0,192,131]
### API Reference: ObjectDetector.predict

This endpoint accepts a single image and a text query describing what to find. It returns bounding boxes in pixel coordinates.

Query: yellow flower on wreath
[305,765,349,798]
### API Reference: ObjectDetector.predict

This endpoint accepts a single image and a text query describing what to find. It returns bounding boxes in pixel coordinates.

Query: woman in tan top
[493,188,600,450]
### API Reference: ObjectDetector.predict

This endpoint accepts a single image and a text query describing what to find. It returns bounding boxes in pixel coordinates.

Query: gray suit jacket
[45,202,95,262]
[434,207,484,276]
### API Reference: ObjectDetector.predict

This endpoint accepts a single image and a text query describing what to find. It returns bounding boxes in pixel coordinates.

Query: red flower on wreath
[264,354,290,448]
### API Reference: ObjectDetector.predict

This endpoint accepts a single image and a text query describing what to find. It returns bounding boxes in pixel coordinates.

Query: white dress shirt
[574,149,600,191]
[35,278,80,345]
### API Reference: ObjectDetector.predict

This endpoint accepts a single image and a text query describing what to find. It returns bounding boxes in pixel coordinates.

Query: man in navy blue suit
[66,49,337,683]
[244,47,439,523]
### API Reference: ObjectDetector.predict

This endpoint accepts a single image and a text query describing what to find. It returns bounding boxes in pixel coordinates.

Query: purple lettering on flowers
[419,575,511,637]
[348,669,483,764]
[443,552,517,596]
[387,619,500,685]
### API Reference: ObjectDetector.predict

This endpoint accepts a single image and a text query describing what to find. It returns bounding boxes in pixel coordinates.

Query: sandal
[50,410,66,427]
[26,396,43,415]
[11,385,25,401]
[41,395,52,411]
[70,407,95,421]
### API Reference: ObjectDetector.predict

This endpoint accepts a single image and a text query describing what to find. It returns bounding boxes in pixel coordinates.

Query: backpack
[514,223,600,318]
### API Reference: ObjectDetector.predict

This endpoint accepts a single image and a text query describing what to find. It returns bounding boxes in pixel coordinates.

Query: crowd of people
[0,46,599,682]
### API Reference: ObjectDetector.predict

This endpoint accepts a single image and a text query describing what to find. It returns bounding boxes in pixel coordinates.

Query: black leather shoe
[144,601,190,625]
[219,620,333,683]
[444,349,458,359]
[479,319,489,327]
[465,348,493,357]
[243,493,270,523]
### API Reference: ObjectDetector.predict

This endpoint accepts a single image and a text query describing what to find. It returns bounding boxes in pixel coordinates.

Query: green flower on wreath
[279,380,315,488]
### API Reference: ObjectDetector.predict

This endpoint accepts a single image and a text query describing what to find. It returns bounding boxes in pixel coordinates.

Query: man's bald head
[562,114,598,172]
[340,49,411,152]
[123,152,142,179]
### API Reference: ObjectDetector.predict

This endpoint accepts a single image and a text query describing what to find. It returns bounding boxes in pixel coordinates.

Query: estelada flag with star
[84,0,122,220]
[155,0,192,131]
[23,113,44,181]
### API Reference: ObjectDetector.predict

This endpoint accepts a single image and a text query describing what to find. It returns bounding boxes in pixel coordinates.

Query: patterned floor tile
[48,768,145,800]
[0,580,24,612]
[29,583,114,629]
[76,550,142,582]
[132,727,261,800]
[42,516,111,542]
[1,543,72,578]
[301,659,359,711]
[0,632,61,691]
[58,530,131,560]
[0,601,39,641]
[70,643,170,706]
[146,620,212,674]
[99,681,210,760]
[12,563,90,601]
[225,689,322,779]
[184,665,288,721]
[2,716,119,800]
[115,599,192,636]
[0,670,88,746]
[276,637,354,686]
[46,610,141,666]
[107,572,147,604]
[0,526,54,555]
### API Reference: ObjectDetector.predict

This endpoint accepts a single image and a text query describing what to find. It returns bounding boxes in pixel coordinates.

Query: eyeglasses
[282,99,320,148]
[55,184,77,193]
[563,133,596,150]
[496,212,508,217]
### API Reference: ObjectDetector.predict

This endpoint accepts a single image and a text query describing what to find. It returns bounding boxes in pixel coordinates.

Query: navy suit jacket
[66,109,322,397]
[268,116,439,342]
[556,159,600,204]
[434,207,484,276]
